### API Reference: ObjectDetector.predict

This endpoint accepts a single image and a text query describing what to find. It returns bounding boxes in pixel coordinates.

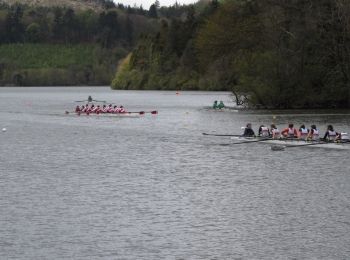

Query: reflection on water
[0,87,350,259]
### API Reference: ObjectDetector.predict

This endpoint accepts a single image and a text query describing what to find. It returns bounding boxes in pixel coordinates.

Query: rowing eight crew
[75,104,126,114]
[243,123,349,141]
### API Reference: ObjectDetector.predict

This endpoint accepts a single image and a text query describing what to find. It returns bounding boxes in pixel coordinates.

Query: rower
[323,125,338,141]
[95,105,101,114]
[298,124,309,140]
[102,105,108,113]
[82,105,89,113]
[213,100,218,109]
[242,123,255,137]
[307,125,319,140]
[270,124,281,139]
[91,105,99,113]
[258,125,270,137]
[89,104,95,113]
[217,101,225,109]
[281,123,299,138]
[119,106,126,113]
[88,95,93,102]
[107,104,113,113]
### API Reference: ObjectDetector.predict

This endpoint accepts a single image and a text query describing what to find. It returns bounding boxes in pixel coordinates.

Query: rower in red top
[281,123,299,138]
[119,106,126,113]
[82,105,88,113]
[107,104,113,113]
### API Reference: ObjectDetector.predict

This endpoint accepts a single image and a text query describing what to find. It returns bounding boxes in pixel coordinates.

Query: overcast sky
[114,0,198,9]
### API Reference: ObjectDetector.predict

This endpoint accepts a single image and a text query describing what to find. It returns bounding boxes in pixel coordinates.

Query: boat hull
[230,137,350,150]
[67,112,141,118]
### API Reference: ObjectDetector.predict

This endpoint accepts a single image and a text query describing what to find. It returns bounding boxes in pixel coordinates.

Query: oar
[230,137,272,145]
[126,110,158,115]
[271,140,330,151]
[74,100,106,103]
[202,133,242,137]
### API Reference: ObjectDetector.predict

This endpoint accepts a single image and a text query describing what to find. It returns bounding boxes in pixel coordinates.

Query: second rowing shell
[230,137,350,150]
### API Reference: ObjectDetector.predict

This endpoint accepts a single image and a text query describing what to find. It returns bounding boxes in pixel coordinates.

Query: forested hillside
[1,0,349,108]
[0,0,109,11]
[112,0,350,108]
[0,0,160,85]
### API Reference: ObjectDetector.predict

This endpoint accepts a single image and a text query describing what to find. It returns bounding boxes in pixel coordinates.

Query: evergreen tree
[148,4,158,18]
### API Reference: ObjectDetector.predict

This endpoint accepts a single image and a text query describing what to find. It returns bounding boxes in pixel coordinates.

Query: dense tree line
[113,0,350,108]
[112,1,218,90]
[0,2,146,47]
[0,0,191,86]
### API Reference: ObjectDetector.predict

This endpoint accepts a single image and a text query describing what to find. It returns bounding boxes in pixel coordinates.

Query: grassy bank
[0,44,126,86]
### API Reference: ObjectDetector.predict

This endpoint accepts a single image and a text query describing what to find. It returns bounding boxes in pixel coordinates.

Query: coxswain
[299,124,309,140]
[242,123,255,137]
[270,124,281,139]
[323,125,339,141]
[75,105,81,113]
[258,125,270,137]
[281,123,299,138]
[307,125,319,140]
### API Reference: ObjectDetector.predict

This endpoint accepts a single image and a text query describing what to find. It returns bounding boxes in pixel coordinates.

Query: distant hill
[0,0,108,11]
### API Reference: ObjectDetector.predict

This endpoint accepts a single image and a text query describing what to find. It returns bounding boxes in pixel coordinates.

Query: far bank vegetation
[112,0,350,109]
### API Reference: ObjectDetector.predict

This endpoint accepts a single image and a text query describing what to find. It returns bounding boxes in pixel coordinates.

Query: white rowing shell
[230,137,350,150]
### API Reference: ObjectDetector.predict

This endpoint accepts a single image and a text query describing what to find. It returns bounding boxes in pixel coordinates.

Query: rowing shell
[65,112,142,118]
[230,137,350,150]
[65,110,157,118]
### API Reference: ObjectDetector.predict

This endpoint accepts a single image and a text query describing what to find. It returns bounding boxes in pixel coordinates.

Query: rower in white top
[307,125,320,140]
[258,125,270,137]
[323,125,338,141]
[298,124,309,140]
[270,124,281,139]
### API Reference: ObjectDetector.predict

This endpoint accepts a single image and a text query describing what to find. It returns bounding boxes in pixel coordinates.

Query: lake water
[1,87,350,259]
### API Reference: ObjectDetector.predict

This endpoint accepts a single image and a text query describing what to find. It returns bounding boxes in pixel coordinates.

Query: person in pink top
[107,104,113,113]
[281,123,299,138]
[119,106,126,113]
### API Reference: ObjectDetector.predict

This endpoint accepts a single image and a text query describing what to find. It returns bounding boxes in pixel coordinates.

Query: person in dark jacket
[242,123,255,137]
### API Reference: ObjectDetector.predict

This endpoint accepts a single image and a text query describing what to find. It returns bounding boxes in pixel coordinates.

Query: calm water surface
[1,87,350,259]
